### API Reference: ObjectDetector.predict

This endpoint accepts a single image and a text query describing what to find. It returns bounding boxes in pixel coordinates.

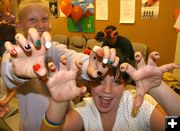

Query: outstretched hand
[41,56,86,102]
[4,28,51,78]
[120,51,180,108]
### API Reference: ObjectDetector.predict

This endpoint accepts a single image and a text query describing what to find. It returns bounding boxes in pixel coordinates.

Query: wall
[173,32,180,81]
[50,0,180,65]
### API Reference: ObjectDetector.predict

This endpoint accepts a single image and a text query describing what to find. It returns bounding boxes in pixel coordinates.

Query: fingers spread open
[147,51,160,67]
[112,56,120,67]
[120,63,137,80]
[159,63,180,73]
[59,55,68,71]
[134,52,146,69]
[41,31,52,49]
[107,48,116,67]
[4,41,17,56]
[28,28,41,49]
[134,87,145,108]
[77,86,87,97]
[15,33,31,52]
[71,60,82,75]
[33,63,47,78]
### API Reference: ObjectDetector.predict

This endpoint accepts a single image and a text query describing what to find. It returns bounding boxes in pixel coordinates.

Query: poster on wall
[60,0,95,33]
[49,0,58,18]
[141,0,160,19]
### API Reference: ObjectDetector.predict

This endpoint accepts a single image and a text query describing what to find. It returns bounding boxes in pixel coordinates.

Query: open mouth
[99,96,113,108]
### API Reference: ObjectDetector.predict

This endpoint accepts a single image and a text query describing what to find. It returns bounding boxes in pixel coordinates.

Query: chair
[53,34,69,46]
[132,42,148,60]
[85,39,102,50]
[69,36,86,52]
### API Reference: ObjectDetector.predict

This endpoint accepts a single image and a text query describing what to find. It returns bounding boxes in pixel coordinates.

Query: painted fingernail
[103,58,108,64]
[33,63,41,71]
[10,48,17,55]
[25,44,31,51]
[35,40,41,47]
[120,66,126,71]
[45,42,51,48]
[48,62,56,72]
[107,60,113,65]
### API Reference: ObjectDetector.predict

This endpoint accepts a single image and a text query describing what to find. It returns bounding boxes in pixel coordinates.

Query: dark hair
[103,25,118,43]
[95,31,104,42]
[104,25,117,31]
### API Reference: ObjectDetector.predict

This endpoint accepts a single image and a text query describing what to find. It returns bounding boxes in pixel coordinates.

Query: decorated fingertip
[134,52,142,63]
[150,52,160,61]
[60,55,67,65]
[35,40,41,47]
[24,44,31,51]
[9,48,17,56]
[48,62,56,72]
[120,63,128,72]
[33,63,41,71]
[103,58,108,64]
[45,41,52,48]
[33,63,47,77]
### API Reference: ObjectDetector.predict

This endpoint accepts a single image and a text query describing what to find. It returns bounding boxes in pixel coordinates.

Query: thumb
[134,88,145,108]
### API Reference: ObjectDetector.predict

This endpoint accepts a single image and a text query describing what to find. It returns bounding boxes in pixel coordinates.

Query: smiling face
[18,4,50,37]
[90,72,125,113]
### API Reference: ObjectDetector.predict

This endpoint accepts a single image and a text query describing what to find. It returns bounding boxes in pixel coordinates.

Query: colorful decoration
[71,5,83,22]
[60,0,95,32]
[60,0,73,17]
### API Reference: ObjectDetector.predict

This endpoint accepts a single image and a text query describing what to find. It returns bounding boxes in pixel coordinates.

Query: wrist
[148,81,166,96]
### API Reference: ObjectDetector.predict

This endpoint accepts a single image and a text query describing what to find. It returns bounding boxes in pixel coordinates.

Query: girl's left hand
[120,51,180,108]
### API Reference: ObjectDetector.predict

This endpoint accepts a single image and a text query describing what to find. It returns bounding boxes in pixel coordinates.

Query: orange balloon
[71,6,83,22]
[60,0,72,17]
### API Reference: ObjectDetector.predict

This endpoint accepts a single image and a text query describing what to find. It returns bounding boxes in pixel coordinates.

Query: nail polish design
[35,40,41,47]
[107,60,113,65]
[45,42,52,48]
[103,58,108,64]
[10,48,17,55]
[33,64,41,71]
[24,44,31,51]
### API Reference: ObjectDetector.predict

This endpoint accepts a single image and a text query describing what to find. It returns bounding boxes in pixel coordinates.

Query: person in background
[95,31,105,43]
[0,0,16,56]
[0,0,118,130]
[144,0,159,7]
[102,25,135,67]
[40,51,180,131]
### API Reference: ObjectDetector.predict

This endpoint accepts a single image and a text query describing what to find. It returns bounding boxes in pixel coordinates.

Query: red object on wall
[60,0,72,17]
[174,10,180,32]
[71,6,83,22]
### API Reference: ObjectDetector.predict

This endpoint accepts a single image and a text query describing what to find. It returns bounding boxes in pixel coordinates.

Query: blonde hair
[16,0,50,23]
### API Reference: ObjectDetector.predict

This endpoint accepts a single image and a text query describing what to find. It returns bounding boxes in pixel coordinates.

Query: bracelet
[43,113,64,128]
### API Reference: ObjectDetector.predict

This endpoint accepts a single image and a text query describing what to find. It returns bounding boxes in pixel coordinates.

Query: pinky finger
[4,41,17,56]
[159,63,180,73]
